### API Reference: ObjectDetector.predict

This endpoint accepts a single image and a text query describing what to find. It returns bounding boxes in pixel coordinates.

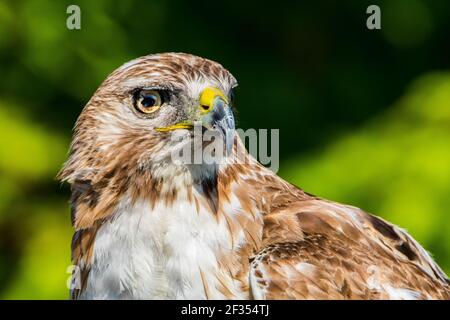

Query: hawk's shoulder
[249,182,450,299]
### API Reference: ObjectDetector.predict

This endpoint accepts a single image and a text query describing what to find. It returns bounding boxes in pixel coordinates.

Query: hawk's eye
[135,90,163,114]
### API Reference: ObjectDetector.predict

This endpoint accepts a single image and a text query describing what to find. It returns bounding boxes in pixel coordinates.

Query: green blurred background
[0,0,449,299]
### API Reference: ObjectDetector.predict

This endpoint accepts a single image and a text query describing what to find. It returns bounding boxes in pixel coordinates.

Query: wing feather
[249,196,450,300]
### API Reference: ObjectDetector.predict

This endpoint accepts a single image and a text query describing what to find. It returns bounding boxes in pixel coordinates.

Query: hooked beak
[156,87,235,154]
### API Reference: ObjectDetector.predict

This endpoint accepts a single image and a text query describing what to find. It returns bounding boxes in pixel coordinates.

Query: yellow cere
[199,87,228,113]
[155,87,228,132]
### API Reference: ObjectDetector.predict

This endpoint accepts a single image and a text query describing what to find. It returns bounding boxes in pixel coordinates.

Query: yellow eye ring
[135,90,162,114]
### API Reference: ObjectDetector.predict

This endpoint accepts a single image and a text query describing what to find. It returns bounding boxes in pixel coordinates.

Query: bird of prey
[59,53,450,300]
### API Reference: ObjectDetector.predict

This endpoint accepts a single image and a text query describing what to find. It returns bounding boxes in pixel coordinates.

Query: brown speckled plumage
[59,53,450,300]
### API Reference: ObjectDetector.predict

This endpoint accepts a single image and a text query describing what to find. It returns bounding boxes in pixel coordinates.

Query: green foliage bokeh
[0,0,449,299]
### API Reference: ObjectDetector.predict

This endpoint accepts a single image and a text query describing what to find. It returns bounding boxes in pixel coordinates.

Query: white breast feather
[80,192,247,299]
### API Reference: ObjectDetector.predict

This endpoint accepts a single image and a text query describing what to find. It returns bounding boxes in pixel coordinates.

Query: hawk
[59,53,450,299]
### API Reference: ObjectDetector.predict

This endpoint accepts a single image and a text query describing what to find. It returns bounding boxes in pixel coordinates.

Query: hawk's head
[58,54,244,227]
[59,53,238,186]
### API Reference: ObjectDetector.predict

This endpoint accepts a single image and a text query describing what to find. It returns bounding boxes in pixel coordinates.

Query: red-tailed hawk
[58,53,450,300]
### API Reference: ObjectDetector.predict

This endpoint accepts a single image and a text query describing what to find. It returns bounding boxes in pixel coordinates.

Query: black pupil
[142,95,157,108]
